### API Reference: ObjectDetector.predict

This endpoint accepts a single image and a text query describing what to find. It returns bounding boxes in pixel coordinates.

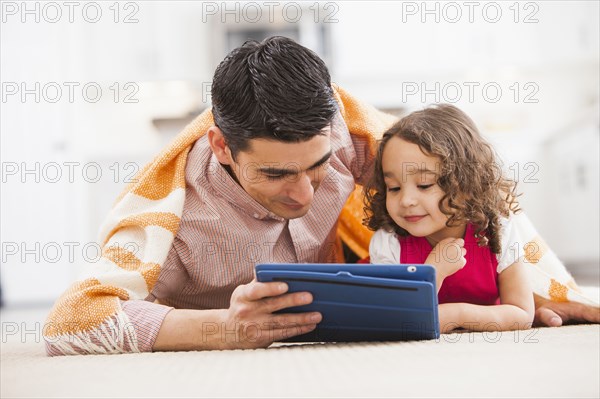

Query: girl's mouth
[404,215,426,223]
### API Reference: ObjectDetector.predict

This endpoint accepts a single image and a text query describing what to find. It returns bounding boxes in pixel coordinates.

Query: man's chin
[273,204,311,219]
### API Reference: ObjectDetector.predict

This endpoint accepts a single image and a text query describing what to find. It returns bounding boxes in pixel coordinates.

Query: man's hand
[533,295,600,327]
[425,237,467,292]
[153,280,321,352]
[221,279,322,349]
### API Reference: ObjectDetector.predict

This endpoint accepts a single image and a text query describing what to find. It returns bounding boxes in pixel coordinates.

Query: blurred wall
[1,1,598,305]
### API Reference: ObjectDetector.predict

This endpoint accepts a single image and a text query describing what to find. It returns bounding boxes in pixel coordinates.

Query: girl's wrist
[436,269,447,283]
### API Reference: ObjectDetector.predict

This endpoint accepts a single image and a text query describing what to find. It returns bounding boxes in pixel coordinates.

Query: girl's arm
[425,237,467,293]
[438,260,535,332]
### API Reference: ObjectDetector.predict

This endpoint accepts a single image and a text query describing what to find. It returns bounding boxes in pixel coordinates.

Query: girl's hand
[425,237,467,292]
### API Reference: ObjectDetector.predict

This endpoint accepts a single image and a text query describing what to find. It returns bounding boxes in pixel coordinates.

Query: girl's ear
[207,126,234,165]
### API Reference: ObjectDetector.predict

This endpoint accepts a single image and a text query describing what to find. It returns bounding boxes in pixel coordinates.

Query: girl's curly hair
[363,104,520,254]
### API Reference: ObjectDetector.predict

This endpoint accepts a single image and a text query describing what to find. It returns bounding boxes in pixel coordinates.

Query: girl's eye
[418,184,433,190]
[387,187,400,192]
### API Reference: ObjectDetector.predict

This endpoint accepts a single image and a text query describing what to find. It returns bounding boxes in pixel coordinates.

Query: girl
[364,104,535,333]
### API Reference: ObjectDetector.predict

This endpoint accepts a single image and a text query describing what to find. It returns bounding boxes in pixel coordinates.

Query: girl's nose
[399,190,418,207]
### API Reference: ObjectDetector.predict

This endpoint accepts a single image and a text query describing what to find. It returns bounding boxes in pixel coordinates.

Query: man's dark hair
[211,36,338,159]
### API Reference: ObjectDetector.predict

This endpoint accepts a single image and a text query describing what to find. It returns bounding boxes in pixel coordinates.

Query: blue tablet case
[255,263,440,342]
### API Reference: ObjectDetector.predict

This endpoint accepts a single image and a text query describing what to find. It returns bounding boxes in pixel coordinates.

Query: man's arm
[153,281,322,351]
[44,237,185,356]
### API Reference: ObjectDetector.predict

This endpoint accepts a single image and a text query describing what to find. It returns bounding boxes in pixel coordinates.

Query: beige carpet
[2,310,599,398]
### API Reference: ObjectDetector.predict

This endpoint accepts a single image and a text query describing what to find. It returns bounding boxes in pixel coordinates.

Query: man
[44,37,598,355]
[149,37,376,351]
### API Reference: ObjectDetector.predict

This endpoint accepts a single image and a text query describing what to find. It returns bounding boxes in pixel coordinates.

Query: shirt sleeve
[369,228,401,264]
[350,132,376,187]
[149,236,192,301]
[121,300,173,352]
[496,212,540,273]
[330,110,376,187]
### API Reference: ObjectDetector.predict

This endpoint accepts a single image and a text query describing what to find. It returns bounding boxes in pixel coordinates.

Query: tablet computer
[255,263,440,342]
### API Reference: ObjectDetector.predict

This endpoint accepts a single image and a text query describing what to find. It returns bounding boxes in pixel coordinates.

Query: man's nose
[287,173,315,205]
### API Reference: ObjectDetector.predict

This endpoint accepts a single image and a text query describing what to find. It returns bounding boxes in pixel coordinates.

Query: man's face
[227,127,332,220]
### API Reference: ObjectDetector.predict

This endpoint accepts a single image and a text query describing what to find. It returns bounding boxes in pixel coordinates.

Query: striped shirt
[122,112,375,351]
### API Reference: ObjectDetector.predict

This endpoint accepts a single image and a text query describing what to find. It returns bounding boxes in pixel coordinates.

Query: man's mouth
[281,201,305,210]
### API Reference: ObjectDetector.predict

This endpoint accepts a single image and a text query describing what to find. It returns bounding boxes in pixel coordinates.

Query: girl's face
[382,137,466,245]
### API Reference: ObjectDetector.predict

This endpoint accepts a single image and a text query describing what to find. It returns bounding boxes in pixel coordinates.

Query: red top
[399,224,500,305]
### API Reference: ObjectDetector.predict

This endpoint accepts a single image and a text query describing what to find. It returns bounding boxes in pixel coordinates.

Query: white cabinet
[542,119,600,263]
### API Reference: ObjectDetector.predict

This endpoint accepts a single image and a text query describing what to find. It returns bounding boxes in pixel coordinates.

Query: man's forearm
[153,308,227,351]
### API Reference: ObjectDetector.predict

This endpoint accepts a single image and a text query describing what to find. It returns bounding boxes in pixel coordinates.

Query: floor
[1,306,599,398]
[2,266,598,398]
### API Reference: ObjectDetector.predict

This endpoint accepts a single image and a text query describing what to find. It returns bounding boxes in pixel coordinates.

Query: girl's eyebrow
[411,166,439,174]
[384,168,438,178]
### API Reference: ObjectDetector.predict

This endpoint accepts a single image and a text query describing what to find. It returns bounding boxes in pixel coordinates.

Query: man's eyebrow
[259,150,332,175]
[307,150,333,170]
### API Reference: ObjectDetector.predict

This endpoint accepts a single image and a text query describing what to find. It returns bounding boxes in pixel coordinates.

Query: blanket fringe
[45,311,141,355]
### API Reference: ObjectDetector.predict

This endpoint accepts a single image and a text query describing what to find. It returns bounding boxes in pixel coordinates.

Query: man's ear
[207,126,233,165]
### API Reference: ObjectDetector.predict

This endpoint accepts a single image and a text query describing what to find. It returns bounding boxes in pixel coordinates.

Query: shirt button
[253,213,260,219]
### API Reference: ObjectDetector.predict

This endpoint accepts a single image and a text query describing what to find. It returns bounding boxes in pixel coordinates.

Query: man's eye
[418,184,433,189]
[265,175,285,180]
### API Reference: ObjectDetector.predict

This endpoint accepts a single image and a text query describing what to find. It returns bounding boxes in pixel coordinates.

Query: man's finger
[244,281,288,301]
[262,291,314,313]
[269,324,318,342]
[534,307,563,327]
[269,311,322,327]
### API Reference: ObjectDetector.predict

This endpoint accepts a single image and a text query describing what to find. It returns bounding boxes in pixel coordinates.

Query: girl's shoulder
[498,212,537,241]
[496,211,539,272]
